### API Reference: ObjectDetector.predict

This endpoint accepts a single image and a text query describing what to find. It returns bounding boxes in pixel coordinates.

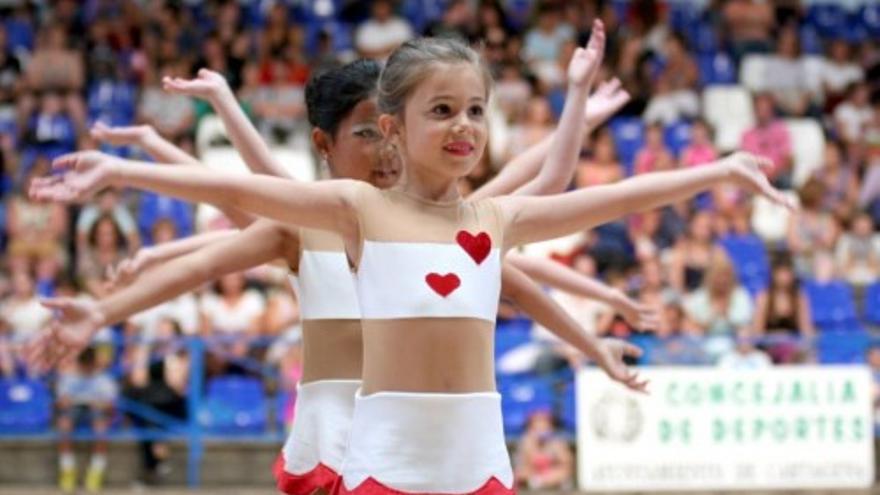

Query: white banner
[576,366,874,491]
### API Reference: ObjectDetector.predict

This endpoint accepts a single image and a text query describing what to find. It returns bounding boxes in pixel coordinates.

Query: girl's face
[219,272,245,295]
[646,126,663,148]
[396,64,489,184]
[95,219,118,249]
[321,98,401,189]
[11,271,34,298]
[692,122,709,144]
[772,265,794,288]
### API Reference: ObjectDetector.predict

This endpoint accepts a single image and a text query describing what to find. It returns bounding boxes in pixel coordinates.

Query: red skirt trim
[274,454,341,495]
[335,476,514,495]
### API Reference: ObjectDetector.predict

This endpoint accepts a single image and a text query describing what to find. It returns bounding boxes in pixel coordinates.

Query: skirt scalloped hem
[335,476,514,495]
[274,454,341,495]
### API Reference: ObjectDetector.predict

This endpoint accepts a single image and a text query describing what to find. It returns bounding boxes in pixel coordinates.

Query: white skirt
[274,380,361,494]
[337,390,515,495]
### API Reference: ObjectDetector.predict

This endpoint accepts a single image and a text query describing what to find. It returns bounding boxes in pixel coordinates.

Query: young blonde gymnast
[29,25,790,495]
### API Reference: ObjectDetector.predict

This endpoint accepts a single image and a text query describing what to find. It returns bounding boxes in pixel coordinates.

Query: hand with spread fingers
[567,19,605,89]
[723,152,797,210]
[28,151,118,204]
[591,338,650,394]
[22,297,105,373]
[584,78,630,129]
[614,295,662,332]
[162,68,232,103]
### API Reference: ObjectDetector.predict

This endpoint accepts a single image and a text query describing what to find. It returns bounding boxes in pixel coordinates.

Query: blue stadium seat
[560,381,576,433]
[664,121,692,157]
[138,192,194,244]
[698,53,737,85]
[816,331,869,365]
[861,4,880,37]
[806,4,848,39]
[863,281,880,326]
[609,117,645,175]
[0,379,52,434]
[498,375,554,436]
[496,317,533,334]
[400,0,449,32]
[200,376,267,434]
[798,25,823,55]
[719,234,770,295]
[802,279,860,331]
[495,331,531,359]
[87,81,138,127]
[305,21,354,56]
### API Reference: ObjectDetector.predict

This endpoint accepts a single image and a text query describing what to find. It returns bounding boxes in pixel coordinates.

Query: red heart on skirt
[425,273,460,297]
[456,230,492,265]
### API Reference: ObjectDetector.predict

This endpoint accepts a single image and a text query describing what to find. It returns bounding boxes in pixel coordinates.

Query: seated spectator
[6,158,67,284]
[642,73,699,126]
[633,123,674,175]
[722,0,775,62]
[740,93,794,188]
[19,92,79,173]
[138,61,196,142]
[199,272,266,375]
[76,188,140,256]
[628,205,686,261]
[0,25,23,113]
[643,33,699,125]
[717,333,772,369]
[668,210,718,293]
[680,118,717,168]
[815,140,859,222]
[124,318,189,485]
[753,260,815,364]
[354,0,414,60]
[834,82,873,146]
[505,96,555,162]
[650,300,711,366]
[820,40,864,107]
[56,346,117,494]
[835,211,880,288]
[248,58,307,145]
[683,250,753,359]
[787,178,840,277]
[575,128,623,188]
[21,24,86,131]
[764,24,815,117]
[522,3,574,69]
[494,62,532,124]
[0,270,52,377]
[513,409,574,491]
[77,215,128,298]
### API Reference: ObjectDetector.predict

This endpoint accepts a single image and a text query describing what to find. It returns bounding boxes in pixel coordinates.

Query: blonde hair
[378,37,493,116]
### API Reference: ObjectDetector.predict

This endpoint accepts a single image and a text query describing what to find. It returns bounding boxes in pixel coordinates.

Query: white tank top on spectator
[199,289,266,334]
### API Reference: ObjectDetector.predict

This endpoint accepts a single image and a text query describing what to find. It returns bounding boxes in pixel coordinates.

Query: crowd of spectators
[0,0,879,490]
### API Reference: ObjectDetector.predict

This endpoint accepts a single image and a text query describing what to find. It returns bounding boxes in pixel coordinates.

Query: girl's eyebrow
[427,95,486,104]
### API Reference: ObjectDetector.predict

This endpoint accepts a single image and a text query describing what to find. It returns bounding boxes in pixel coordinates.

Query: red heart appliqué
[456,230,492,265]
[425,273,460,297]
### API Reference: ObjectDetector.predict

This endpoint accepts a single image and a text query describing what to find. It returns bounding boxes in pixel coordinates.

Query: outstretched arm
[505,253,659,330]
[500,263,647,392]
[471,78,629,200]
[108,229,238,290]
[163,69,291,179]
[499,153,795,247]
[91,122,201,166]
[24,220,296,371]
[91,122,257,228]
[30,151,360,236]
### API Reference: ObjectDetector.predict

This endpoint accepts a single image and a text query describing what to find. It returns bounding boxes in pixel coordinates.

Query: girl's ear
[378,113,398,141]
[311,128,332,161]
